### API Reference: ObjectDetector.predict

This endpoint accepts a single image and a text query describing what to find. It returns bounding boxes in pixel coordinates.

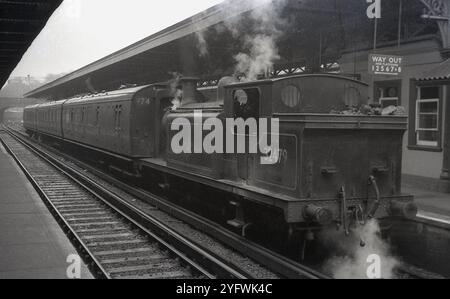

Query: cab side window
[233,88,260,119]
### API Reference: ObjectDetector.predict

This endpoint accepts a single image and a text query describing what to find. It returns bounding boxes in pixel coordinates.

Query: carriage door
[157,97,174,155]
[232,88,260,181]
[114,105,122,152]
[95,106,101,142]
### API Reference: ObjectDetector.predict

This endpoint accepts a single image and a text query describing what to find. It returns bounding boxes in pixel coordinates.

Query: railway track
[397,265,446,280]
[0,130,254,279]
[2,126,328,279]
[8,126,449,280]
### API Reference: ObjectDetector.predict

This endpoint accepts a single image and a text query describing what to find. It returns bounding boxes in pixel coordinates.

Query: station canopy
[25,0,439,100]
[0,0,62,88]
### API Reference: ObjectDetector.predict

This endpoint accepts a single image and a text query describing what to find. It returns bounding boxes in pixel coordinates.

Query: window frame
[380,97,399,108]
[416,96,439,147]
[408,81,444,152]
[374,79,402,107]
[232,88,261,120]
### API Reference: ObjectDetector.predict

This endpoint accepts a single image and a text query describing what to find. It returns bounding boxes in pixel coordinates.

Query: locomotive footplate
[140,158,417,226]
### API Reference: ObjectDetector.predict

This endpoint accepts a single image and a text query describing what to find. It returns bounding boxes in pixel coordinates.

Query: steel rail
[0,133,110,279]
[1,128,250,279]
[7,126,329,279]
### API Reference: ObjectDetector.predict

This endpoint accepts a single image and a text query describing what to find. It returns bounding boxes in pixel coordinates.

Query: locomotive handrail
[368,176,381,219]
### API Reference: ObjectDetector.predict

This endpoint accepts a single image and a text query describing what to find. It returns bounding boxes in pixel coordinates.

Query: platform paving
[0,141,93,279]
[403,184,450,223]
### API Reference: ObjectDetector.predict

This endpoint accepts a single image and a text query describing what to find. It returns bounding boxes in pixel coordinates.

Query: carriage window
[114,105,122,129]
[233,88,260,119]
[95,106,100,126]
[281,85,301,108]
[118,106,122,128]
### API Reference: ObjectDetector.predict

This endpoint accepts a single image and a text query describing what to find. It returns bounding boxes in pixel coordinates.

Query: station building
[339,3,450,193]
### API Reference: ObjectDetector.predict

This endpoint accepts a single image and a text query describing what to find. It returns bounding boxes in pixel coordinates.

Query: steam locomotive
[23,74,417,236]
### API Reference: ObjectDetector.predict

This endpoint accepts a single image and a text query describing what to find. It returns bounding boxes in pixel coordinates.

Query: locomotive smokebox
[180,77,199,107]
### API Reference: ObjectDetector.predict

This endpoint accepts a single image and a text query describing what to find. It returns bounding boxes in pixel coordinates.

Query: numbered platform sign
[369,54,403,76]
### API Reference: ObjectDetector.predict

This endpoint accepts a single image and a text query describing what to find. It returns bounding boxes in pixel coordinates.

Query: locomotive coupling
[303,205,333,225]
[389,200,418,219]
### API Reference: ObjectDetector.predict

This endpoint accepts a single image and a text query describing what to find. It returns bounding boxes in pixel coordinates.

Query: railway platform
[403,185,450,223]
[0,141,92,279]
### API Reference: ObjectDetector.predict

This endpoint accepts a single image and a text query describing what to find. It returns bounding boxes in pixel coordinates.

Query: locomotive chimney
[180,77,199,107]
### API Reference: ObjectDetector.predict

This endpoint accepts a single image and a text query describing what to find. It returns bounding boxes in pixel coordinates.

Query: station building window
[409,84,443,151]
[416,86,441,147]
[374,80,401,108]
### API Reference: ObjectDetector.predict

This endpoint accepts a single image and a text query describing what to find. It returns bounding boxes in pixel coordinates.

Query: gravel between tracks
[53,154,280,279]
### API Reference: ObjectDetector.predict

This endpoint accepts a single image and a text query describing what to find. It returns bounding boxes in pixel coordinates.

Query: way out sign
[369,54,403,76]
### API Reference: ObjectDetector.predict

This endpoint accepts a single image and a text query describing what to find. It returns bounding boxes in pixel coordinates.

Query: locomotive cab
[165,77,225,178]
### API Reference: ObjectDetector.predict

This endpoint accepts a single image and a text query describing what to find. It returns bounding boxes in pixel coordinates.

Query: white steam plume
[192,0,286,81]
[230,1,285,81]
[192,10,209,57]
[168,72,183,110]
[235,34,280,81]
[320,220,400,279]
[195,30,209,57]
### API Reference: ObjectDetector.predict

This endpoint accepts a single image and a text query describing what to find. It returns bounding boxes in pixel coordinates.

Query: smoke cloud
[195,30,209,57]
[192,10,210,57]
[192,0,287,81]
[320,220,400,279]
[168,72,183,110]
[229,0,285,81]
[234,34,280,81]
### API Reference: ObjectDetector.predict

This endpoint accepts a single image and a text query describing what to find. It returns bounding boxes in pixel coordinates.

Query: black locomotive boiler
[23,74,417,236]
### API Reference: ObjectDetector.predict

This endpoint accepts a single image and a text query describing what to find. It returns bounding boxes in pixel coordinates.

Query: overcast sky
[10,0,224,79]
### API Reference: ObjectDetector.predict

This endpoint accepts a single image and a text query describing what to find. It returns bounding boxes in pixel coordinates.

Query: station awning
[24,0,260,99]
[417,58,450,81]
[0,0,63,88]
[23,0,439,100]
